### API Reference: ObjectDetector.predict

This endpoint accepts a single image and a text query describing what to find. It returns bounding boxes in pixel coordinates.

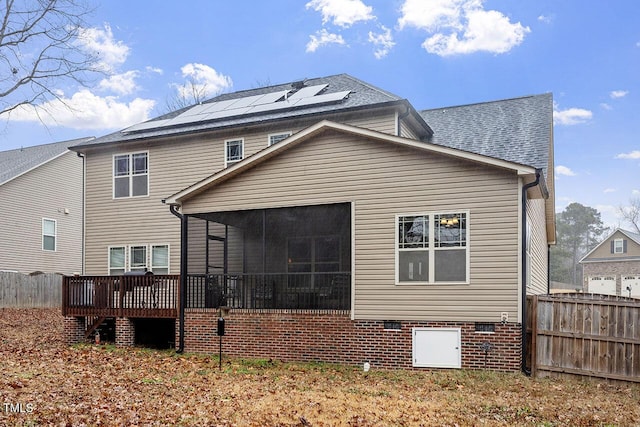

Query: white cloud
[600,103,612,111]
[610,90,629,99]
[306,29,347,52]
[603,188,617,193]
[616,150,640,160]
[76,24,130,72]
[553,102,593,125]
[306,0,374,27]
[398,0,530,56]
[7,89,155,130]
[146,66,163,75]
[555,165,576,176]
[98,71,139,96]
[368,26,395,59]
[177,63,233,98]
[633,189,640,195]
[537,15,552,23]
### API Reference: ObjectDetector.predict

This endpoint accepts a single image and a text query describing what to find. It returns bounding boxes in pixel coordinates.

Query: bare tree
[0,0,99,117]
[619,197,640,234]
[164,79,211,113]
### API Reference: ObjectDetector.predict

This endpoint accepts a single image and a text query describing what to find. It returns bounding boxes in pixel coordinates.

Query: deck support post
[115,317,135,347]
[63,316,85,345]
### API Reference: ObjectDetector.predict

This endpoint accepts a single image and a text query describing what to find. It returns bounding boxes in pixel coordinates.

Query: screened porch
[183,203,352,310]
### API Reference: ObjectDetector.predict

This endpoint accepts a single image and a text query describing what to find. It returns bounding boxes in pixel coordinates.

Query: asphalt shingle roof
[419,93,553,179]
[72,74,406,148]
[0,137,93,185]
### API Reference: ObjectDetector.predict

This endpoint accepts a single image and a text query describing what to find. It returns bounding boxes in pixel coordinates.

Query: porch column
[115,317,136,347]
[63,316,85,345]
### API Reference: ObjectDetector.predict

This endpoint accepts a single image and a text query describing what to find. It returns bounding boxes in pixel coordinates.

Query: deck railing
[62,275,179,318]
[185,272,351,310]
[62,272,351,317]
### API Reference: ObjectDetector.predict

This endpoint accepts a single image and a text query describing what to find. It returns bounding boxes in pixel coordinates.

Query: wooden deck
[62,275,179,318]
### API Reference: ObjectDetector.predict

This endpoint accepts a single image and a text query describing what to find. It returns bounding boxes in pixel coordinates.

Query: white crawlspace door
[588,276,617,296]
[412,327,461,368]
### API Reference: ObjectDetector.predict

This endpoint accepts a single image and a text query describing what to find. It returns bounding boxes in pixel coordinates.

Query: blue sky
[0,0,639,228]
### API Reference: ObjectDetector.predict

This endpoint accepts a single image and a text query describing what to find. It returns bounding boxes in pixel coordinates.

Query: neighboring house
[65,74,555,372]
[579,228,640,298]
[0,138,92,274]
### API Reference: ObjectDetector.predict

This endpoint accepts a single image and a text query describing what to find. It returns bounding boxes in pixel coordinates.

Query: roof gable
[580,228,640,263]
[0,137,93,186]
[164,120,538,205]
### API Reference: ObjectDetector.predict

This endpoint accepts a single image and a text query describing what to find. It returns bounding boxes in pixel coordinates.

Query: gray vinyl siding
[0,151,83,274]
[181,130,521,322]
[527,198,548,294]
[83,111,399,275]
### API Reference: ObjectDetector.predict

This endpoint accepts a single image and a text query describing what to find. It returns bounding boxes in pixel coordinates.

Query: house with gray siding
[0,138,91,274]
[65,74,555,372]
[579,228,640,298]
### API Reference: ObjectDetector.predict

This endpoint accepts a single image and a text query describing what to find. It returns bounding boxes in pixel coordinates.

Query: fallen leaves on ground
[0,308,638,426]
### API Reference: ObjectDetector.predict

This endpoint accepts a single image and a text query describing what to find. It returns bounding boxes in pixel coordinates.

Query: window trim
[613,238,624,254]
[42,218,57,252]
[268,131,292,146]
[395,211,470,285]
[225,138,244,167]
[107,244,170,275]
[108,245,126,276]
[112,151,149,199]
[151,244,170,274]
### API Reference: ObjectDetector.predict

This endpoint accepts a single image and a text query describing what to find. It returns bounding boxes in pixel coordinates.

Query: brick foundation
[115,317,135,347]
[63,316,86,345]
[179,309,522,371]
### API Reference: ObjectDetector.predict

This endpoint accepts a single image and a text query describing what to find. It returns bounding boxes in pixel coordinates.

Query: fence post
[530,295,538,378]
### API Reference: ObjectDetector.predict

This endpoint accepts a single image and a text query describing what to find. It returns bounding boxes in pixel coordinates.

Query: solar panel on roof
[287,84,328,100]
[293,90,351,107]
[122,85,351,134]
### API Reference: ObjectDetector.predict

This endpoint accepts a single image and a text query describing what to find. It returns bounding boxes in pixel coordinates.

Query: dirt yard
[1,308,638,426]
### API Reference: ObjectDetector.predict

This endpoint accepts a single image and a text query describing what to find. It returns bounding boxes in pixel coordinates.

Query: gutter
[167,202,187,353]
[521,168,542,376]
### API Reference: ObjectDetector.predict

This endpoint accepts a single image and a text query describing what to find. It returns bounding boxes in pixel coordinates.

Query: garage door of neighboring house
[622,275,640,298]
[588,276,617,296]
[412,328,461,368]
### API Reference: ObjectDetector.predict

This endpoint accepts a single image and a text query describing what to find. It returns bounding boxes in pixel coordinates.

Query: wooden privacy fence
[528,293,639,383]
[0,272,62,308]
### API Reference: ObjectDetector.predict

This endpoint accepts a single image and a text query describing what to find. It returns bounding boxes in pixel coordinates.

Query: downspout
[168,203,187,353]
[521,169,542,376]
[76,152,86,275]
[397,105,411,137]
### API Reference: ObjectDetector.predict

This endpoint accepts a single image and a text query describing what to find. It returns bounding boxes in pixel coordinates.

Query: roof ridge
[420,93,552,113]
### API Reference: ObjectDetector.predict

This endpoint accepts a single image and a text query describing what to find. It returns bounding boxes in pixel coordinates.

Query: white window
[114,152,148,198]
[151,245,170,274]
[225,139,244,166]
[130,245,147,272]
[108,246,126,275]
[396,212,468,284]
[42,218,56,251]
[613,238,625,254]
[268,132,292,146]
[107,244,170,275]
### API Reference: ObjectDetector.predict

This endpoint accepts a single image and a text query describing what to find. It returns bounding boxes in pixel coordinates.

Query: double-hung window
[114,152,148,198]
[225,139,243,166]
[613,238,625,254]
[396,212,468,284]
[151,245,169,274]
[109,246,126,275]
[268,132,291,146]
[42,218,56,251]
[130,245,147,272]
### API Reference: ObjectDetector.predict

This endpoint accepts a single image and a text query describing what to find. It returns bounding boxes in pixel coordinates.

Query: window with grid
[114,152,148,198]
[269,132,291,146]
[397,212,468,283]
[42,218,56,251]
[225,139,243,166]
[109,246,126,275]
